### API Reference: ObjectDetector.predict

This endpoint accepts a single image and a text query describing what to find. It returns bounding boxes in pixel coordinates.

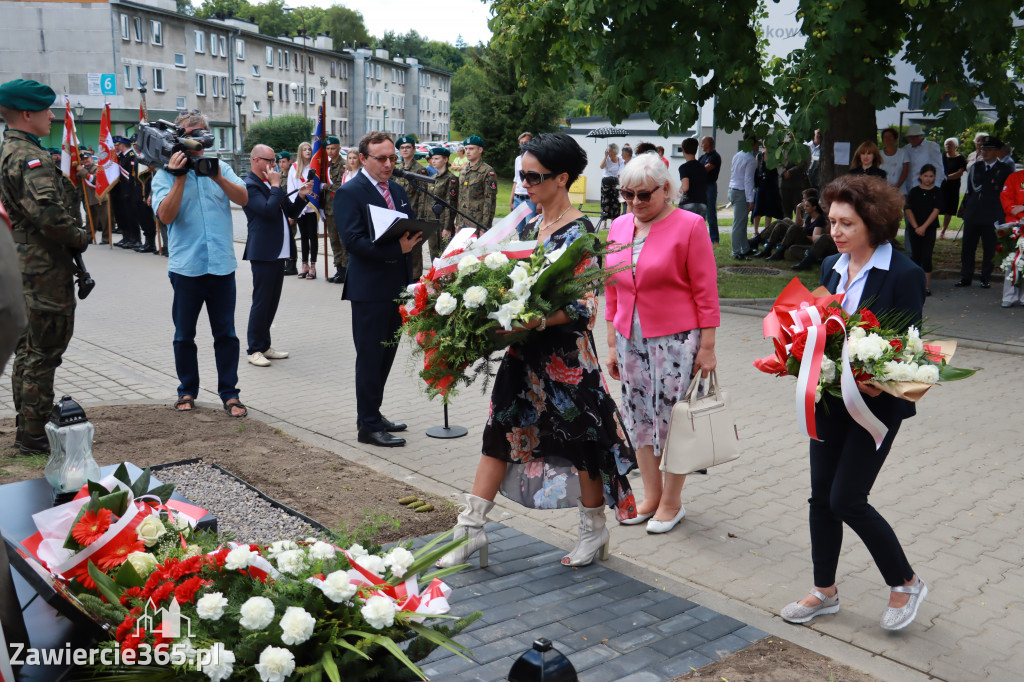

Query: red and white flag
[60,96,81,186]
[95,103,120,200]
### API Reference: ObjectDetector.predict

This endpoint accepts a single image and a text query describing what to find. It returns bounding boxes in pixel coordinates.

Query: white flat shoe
[247,352,271,367]
[264,347,289,359]
[781,588,840,624]
[646,506,686,534]
[619,511,655,526]
[881,577,927,631]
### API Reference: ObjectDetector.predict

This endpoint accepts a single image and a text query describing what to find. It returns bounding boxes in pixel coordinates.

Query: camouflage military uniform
[323,154,348,272]
[57,166,83,230]
[429,166,459,253]
[456,160,498,231]
[0,129,89,437]
[394,157,431,221]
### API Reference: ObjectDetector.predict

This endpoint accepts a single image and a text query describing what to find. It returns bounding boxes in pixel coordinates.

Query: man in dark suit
[957,136,1013,288]
[335,131,423,447]
[242,144,312,367]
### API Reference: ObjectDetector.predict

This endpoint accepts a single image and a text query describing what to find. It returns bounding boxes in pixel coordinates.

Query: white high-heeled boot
[561,498,610,567]
[437,494,495,568]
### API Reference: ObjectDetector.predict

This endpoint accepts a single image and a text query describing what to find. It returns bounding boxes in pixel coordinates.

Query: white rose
[253,646,295,682]
[196,592,229,621]
[434,292,458,316]
[819,357,836,384]
[463,285,489,310]
[347,543,369,559]
[384,547,415,579]
[125,551,159,578]
[267,540,299,559]
[309,541,336,561]
[484,252,509,269]
[319,570,358,603]
[136,515,167,547]
[278,606,316,645]
[238,596,276,631]
[914,364,939,384]
[275,549,307,576]
[199,642,234,682]
[224,545,257,571]
[457,254,481,273]
[357,554,386,576]
[361,595,397,629]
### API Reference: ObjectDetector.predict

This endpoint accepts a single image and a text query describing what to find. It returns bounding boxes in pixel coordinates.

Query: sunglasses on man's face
[518,170,557,187]
[620,187,661,202]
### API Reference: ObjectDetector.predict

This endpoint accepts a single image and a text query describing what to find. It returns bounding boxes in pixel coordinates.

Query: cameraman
[0,79,90,454]
[151,110,249,418]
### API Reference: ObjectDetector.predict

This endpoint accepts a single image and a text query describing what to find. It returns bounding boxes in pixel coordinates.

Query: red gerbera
[93,538,145,571]
[71,508,114,546]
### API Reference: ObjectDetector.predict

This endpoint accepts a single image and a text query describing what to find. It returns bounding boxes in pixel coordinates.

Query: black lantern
[43,396,100,505]
[508,638,578,682]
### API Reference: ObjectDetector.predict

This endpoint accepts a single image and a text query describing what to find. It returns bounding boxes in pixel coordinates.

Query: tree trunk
[821,89,878,186]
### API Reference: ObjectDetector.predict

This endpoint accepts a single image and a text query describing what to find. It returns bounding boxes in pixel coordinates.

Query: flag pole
[83,195,96,243]
[107,201,113,249]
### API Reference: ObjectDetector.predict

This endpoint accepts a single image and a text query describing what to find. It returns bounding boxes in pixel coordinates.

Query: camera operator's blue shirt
[152,163,245,277]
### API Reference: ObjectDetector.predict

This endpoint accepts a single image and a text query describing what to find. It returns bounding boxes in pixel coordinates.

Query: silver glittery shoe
[780,588,840,624]
[880,577,927,631]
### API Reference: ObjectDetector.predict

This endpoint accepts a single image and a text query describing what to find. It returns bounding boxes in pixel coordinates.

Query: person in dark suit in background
[781,174,929,632]
[956,136,1014,289]
[242,144,312,368]
[336,131,423,447]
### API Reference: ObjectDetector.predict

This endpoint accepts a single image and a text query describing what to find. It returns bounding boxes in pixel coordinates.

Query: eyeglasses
[518,170,557,187]
[620,187,662,202]
[399,144,414,151]
[366,154,398,164]
[255,157,275,163]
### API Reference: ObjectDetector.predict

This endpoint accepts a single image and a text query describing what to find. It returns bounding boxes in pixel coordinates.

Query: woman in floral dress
[438,133,637,570]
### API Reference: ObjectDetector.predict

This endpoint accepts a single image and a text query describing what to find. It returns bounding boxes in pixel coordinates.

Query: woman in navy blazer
[781,175,929,631]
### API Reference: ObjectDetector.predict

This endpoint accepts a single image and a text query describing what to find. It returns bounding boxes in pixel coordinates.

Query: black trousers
[297,213,318,263]
[808,395,915,588]
[136,201,155,244]
[246,260,284,355]
[959,220,996,283]
[113,199,139,242]
[350,301,401,432]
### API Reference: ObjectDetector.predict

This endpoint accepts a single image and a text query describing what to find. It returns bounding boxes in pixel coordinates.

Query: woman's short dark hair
[821,175,903,246]
[522,133,588,186]
[881,127,899,143]
[635,142,657,155]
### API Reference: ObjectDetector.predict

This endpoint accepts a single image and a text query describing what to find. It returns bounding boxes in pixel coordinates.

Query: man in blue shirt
[152,111,249,417]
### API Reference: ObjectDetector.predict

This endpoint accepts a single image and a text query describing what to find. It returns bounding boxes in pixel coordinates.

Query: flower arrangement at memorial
[995,220,1024,288]
[754,278,977,448]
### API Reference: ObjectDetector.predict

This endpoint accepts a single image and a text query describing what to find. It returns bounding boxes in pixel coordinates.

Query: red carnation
[115,616,137,642]
[790,329,809,361]
[71,508,114,546]
[857,309,880,330]
[853,368,874,383]
[120,586,144,607]
[173,575,206,604]
[997,245,1003,252]
[149,581,174,606]
[890,338,903,352]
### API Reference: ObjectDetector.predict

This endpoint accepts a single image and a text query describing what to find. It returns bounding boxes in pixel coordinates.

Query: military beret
[430,146,450,157]
[463,135,485,148]
[112,136,131,145]
[325,136,341,146]
[276,151,291,160]
[0,79,56,112]
[396,135,417,147]
[48,147,61,155]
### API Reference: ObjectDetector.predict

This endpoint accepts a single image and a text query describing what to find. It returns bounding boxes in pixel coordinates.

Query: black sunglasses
[255,156,275,163]
[518,170,557,187]
[620,187,661,202]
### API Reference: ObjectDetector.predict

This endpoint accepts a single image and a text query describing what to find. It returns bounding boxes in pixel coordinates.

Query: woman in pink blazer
[605,153,721,534]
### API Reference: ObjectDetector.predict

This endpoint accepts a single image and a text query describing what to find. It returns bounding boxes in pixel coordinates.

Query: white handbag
[660,370,740,475]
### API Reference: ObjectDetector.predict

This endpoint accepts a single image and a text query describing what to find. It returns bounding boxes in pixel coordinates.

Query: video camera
[135,120,220,177]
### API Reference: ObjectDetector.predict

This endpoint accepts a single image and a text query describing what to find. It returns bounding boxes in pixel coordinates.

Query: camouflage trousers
[11,309,74,435]
[323,215,349,271]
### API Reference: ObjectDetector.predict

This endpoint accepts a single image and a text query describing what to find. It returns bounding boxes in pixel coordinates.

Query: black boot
[283,259,299,276]
[755,244,776,258]
[791,250,818,271]
[748,233,765,251]
[19,432,50,455]
[765,245,786,261]
[136,242,156,253]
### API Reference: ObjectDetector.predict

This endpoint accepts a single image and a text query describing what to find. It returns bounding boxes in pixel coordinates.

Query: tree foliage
[242,114,312,154]
[490,0,1024,183]
[324,5,371,48]
[380,30,468,73]
[191,0,366,49]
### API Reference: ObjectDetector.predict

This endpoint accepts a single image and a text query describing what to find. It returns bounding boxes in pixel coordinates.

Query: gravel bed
[155,462,324,544]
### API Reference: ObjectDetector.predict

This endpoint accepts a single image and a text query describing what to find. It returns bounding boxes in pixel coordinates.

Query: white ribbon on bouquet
[430,202,537,277]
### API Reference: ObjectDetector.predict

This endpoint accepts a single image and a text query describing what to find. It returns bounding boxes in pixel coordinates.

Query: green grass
[493,176,602,222]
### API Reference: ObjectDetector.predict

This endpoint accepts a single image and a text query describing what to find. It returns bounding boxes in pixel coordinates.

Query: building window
[212,76,219,97]
[251,65,260,77]
[330,119,335,135]
[176,96,186,110]
[133,17,143,41]
[221,76,227,97]
[124,65,132,89]
[150,20,162,46]
[375,64,382,80]
[218,128,228,150]
[219,36,227,57]
[330,91,336,107]
[253,101,261,113]
[278,49,283,69]
[210,32,218,56]
[391,68,396,83]
[266,46,274,67]
[284,51,290,71]
[120,14,130,40]
[308,56,314,74]
[293,52,298,71]
[341,62,348,79]
[195,30,204,53]
[196,73,206,96]
[235,39,245,60]
[136,66,145,86]
[330,61,336,78]
[309,87,314,103]
[174,53,186,68]
[152,68,165,91]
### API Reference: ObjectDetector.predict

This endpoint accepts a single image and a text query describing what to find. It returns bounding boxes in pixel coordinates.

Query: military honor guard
[0,78,90,454]
[456,135,498,234]
[427,145,459,258]
[393,135,433,278]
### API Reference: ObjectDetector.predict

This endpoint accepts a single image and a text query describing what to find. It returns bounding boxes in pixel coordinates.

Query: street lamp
[267,87,274,119]
[285,6,309,118]
[231,78,245,153]
[73,101,85,119]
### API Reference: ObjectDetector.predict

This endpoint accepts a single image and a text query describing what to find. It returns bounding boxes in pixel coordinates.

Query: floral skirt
[615,311,701,458]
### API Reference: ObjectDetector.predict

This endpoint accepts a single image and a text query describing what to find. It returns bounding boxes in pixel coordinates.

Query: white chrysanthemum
[196,592,229,621]
[309,541,336,561]
[224,545,257,571]
[880,360,917,382]
[457,254,481,273]
[347,543,369,559]
[849,326,867,341]
[199,642,234,682]
[136,515,167,547]
[275,549,307,576]
[384,547,415,579]
[319,570,358,603]
[914,364,939,384]
[266,540,299,559]
[356,554,386,576]
[253,646,295,682]
[238,596,276,631]
[278,606,316,645]
[125,551,158,578]
[463,285,489,309]
[435,292,458,316]
[361,595,397,629]
[819,357,836,384]
[851,333,889,362]
[484,252,509,269]
[906,326,924,355]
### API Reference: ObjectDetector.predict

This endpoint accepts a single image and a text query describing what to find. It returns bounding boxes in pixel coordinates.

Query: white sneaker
[247,352,271,367]
[263,347,289,359]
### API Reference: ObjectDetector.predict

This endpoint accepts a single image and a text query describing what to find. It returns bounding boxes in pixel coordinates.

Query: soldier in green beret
[456,135,498,234]
[427,146,459,265]
[322,135,349,282]
[0,79,90,454]
[393,135,432,278]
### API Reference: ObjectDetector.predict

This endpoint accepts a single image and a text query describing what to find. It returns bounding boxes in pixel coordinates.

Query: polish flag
[95,103,121,200]
[60,96,81,186]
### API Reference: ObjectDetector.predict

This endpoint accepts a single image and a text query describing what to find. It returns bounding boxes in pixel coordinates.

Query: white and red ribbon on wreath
[429,201,537,279]
[343,551,453,621]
